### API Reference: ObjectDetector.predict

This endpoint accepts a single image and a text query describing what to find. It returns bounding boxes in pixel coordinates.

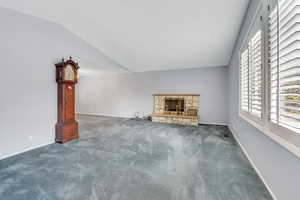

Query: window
[269,0,300,133]
[240,4,263,122]
[239,0,300,158]
[241,49,249,112]
[240,31,263,118]
[249,30,263,118]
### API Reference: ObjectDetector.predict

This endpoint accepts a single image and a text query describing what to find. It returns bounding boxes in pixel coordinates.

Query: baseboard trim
[199,122,228,126]
[77,112,132,119]
[0,141,54,161]
[77,113,228,126]
[229,125,278,200]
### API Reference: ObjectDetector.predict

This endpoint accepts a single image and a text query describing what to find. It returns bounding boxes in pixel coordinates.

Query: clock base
[55,120,78,143]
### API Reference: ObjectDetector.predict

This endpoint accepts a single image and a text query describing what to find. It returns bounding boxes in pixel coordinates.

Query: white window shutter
[269,0,300,133]
[241,49,249,111]
[269,1,279,124]
[240,30,262,118]
[249,31,262,118]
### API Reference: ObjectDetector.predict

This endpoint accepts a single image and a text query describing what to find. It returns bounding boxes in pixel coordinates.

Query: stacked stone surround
[151,94,199,126]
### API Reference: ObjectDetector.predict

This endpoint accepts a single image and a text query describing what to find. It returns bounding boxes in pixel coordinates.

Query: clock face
[64,64,75,81]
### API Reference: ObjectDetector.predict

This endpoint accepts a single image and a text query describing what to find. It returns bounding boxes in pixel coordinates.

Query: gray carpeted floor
[0,115,272,200]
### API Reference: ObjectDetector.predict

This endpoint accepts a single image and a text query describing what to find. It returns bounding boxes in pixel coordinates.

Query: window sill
[239,113,264,133]
[239,113,300,159]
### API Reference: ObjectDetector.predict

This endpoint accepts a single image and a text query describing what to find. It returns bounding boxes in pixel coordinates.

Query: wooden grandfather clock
[55,57,79,143]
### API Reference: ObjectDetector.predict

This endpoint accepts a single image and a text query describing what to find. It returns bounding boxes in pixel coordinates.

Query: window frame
[238,0,300,158]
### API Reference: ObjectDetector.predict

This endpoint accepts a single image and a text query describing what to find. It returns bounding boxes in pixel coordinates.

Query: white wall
[0,7,125,159]
[228,1,300,200]
[77,66,228,125]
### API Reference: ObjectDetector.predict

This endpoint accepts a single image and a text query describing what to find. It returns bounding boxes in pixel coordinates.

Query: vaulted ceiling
[0,0,249,72]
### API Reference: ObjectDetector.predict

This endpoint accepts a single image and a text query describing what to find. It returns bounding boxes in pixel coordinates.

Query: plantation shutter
[240,9,263,120]
[269,0,279,124]
[249,30,263,117]
[241,49,249,111]
[269,0,300,133]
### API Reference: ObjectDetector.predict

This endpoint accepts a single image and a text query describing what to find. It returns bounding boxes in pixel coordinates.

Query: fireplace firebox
[165,98,184,114]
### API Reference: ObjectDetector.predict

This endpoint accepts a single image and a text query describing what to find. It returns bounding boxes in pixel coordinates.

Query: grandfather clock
[55,57,79,143]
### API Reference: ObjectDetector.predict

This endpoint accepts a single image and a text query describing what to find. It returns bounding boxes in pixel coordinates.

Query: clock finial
[69,56,72,60]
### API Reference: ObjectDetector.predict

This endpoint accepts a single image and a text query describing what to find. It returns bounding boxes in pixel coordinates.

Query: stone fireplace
[152,94,199,126]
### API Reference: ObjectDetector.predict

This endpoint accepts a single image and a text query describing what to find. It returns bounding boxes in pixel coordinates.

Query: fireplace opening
[165,98,184,114]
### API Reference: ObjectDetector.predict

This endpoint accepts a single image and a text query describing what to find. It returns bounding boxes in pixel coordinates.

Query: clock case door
[55,59,79,143]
